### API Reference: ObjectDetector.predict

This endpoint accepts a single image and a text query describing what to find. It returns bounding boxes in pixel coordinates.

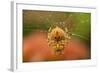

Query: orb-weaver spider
[48,26,71,55]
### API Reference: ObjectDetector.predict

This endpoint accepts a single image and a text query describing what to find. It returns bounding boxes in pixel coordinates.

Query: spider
[48,26,71,55]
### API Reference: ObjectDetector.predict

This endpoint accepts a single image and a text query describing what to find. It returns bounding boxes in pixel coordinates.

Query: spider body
[48,26,71,55]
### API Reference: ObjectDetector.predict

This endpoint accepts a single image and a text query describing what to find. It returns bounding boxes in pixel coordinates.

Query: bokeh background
[23,10,91,62]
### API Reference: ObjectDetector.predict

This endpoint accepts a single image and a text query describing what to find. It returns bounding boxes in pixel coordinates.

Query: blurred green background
[23,10,91,44]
